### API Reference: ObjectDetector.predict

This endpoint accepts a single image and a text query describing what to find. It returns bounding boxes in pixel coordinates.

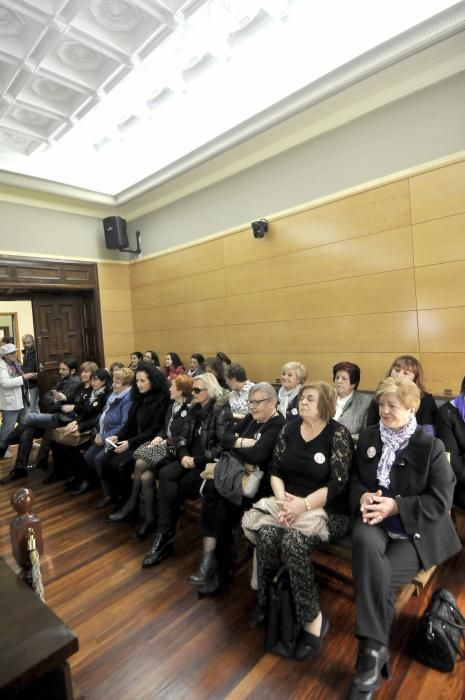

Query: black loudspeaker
[103,216,129,249]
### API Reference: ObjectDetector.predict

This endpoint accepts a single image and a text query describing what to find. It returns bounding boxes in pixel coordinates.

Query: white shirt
[334,392,353,421]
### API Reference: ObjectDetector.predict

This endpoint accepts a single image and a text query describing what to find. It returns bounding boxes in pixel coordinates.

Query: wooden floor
[1,450,465,700]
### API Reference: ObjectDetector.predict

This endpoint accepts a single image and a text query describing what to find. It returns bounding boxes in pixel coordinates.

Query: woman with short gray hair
[188,381,285,595]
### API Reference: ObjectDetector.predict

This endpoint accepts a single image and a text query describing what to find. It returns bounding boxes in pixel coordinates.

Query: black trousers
[454,482,465,511]
[101,450,137,501]
[157,460,202,534]
[351,518,421,646]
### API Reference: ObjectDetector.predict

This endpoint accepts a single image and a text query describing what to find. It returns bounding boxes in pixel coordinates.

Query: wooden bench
[312,533,436,614]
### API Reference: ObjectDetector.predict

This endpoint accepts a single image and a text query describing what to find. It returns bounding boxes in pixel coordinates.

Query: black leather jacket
[177,395,234,468]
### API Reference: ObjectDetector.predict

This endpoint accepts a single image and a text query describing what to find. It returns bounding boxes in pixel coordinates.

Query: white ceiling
[0,0,464,205]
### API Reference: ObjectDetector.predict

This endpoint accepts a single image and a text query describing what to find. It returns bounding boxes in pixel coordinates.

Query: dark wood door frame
[0,255,105,369]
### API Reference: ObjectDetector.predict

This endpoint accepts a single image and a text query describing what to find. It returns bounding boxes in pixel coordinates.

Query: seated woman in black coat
[366,355,436,433]
[142,372,234,568]
[243,381,354,661]
[102,363,170,505]
[436,375,465,510]
[48,368,112,487]
[188,382,285,595]
[348,377,460,699]
[108,373,193,538]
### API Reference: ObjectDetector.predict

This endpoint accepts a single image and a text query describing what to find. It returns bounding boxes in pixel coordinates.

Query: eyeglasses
[248,398,269,407]
[192,386,207,394]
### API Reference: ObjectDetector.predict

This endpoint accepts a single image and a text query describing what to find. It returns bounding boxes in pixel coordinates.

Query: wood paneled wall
[104,158,465,396]
[98,262,135,369]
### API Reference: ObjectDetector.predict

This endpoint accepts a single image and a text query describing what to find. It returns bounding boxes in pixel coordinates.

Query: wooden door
[32,295,85,396]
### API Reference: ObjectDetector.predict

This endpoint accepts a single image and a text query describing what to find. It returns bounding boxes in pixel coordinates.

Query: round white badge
[314,452,326,464]
[92,401,98,406]
[367,446,377,458]
[181,410,187,417]
[291,407,298,415]
[254,432,262,441]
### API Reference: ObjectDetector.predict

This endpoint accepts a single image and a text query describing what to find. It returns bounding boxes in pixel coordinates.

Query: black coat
[156,399,191,446]
[74,386,110,433]
[436,401,465,486]
[21,346,38,387]
[350,425,461,570]
[47,374,82,412]
[117,389,169,449]
[177,396,234,468]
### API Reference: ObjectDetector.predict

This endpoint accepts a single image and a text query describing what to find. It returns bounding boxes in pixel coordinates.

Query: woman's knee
[140,470,154,485]
[134,459,149,478]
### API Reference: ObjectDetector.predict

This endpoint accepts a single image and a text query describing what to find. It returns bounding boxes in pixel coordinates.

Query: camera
[251,219,268,238]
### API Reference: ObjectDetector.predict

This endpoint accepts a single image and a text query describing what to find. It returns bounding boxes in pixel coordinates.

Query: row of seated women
[1,352,463,698]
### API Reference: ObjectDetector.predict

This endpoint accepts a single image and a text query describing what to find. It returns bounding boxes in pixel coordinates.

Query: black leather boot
[188,551,218,586]
[142,532,174,568]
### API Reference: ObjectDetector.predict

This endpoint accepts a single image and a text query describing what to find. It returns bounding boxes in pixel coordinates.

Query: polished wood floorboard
[1,451,465,700]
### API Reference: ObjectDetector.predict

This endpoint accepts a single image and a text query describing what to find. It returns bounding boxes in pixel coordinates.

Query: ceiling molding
[121,30,465,220]
[0,2,464,218]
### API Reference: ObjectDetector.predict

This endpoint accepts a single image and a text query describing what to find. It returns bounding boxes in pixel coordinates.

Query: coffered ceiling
[0,0,199,155]
[0,0,464,212]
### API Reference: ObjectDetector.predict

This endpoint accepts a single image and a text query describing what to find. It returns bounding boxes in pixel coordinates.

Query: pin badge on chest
[314,452,326,464]
[254,432,261,441]
[291,407,298,415]
[367,446,376,458]
[181,410,187,417]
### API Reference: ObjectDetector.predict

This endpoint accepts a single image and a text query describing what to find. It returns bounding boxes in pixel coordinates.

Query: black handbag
[414,588,465,672]
[264,566,300,658]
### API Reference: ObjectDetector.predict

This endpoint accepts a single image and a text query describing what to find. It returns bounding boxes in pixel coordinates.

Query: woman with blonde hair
[277,361,307,421]
[142,373,234,567]
[348,377,459,698]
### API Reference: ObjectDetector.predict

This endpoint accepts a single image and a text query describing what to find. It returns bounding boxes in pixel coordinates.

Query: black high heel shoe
[347,645,391,699]
[295,610,330,661]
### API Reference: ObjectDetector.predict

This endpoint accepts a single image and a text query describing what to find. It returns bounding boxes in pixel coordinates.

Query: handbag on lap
[51,426,92,447]
[413,587,465,672]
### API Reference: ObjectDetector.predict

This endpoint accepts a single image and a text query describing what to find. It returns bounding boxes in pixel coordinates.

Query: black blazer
[350,425,461,570]
[436,401,465,485]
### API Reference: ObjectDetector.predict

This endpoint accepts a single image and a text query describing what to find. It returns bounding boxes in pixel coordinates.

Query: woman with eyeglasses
[142,373,234,568]
[243,381,354,661]
[188,382,285,595]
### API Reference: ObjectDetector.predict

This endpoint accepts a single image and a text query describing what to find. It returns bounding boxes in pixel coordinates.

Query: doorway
[0,255,105,396]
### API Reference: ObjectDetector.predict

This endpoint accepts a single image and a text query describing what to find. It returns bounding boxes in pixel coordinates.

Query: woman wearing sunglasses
[142,373,234,568]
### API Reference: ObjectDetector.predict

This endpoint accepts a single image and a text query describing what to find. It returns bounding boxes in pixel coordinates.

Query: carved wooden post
[10,487,44,586]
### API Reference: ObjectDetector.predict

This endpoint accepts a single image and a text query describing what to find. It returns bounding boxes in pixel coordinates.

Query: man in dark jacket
[21,334,39,413]
[0,358,81,484]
